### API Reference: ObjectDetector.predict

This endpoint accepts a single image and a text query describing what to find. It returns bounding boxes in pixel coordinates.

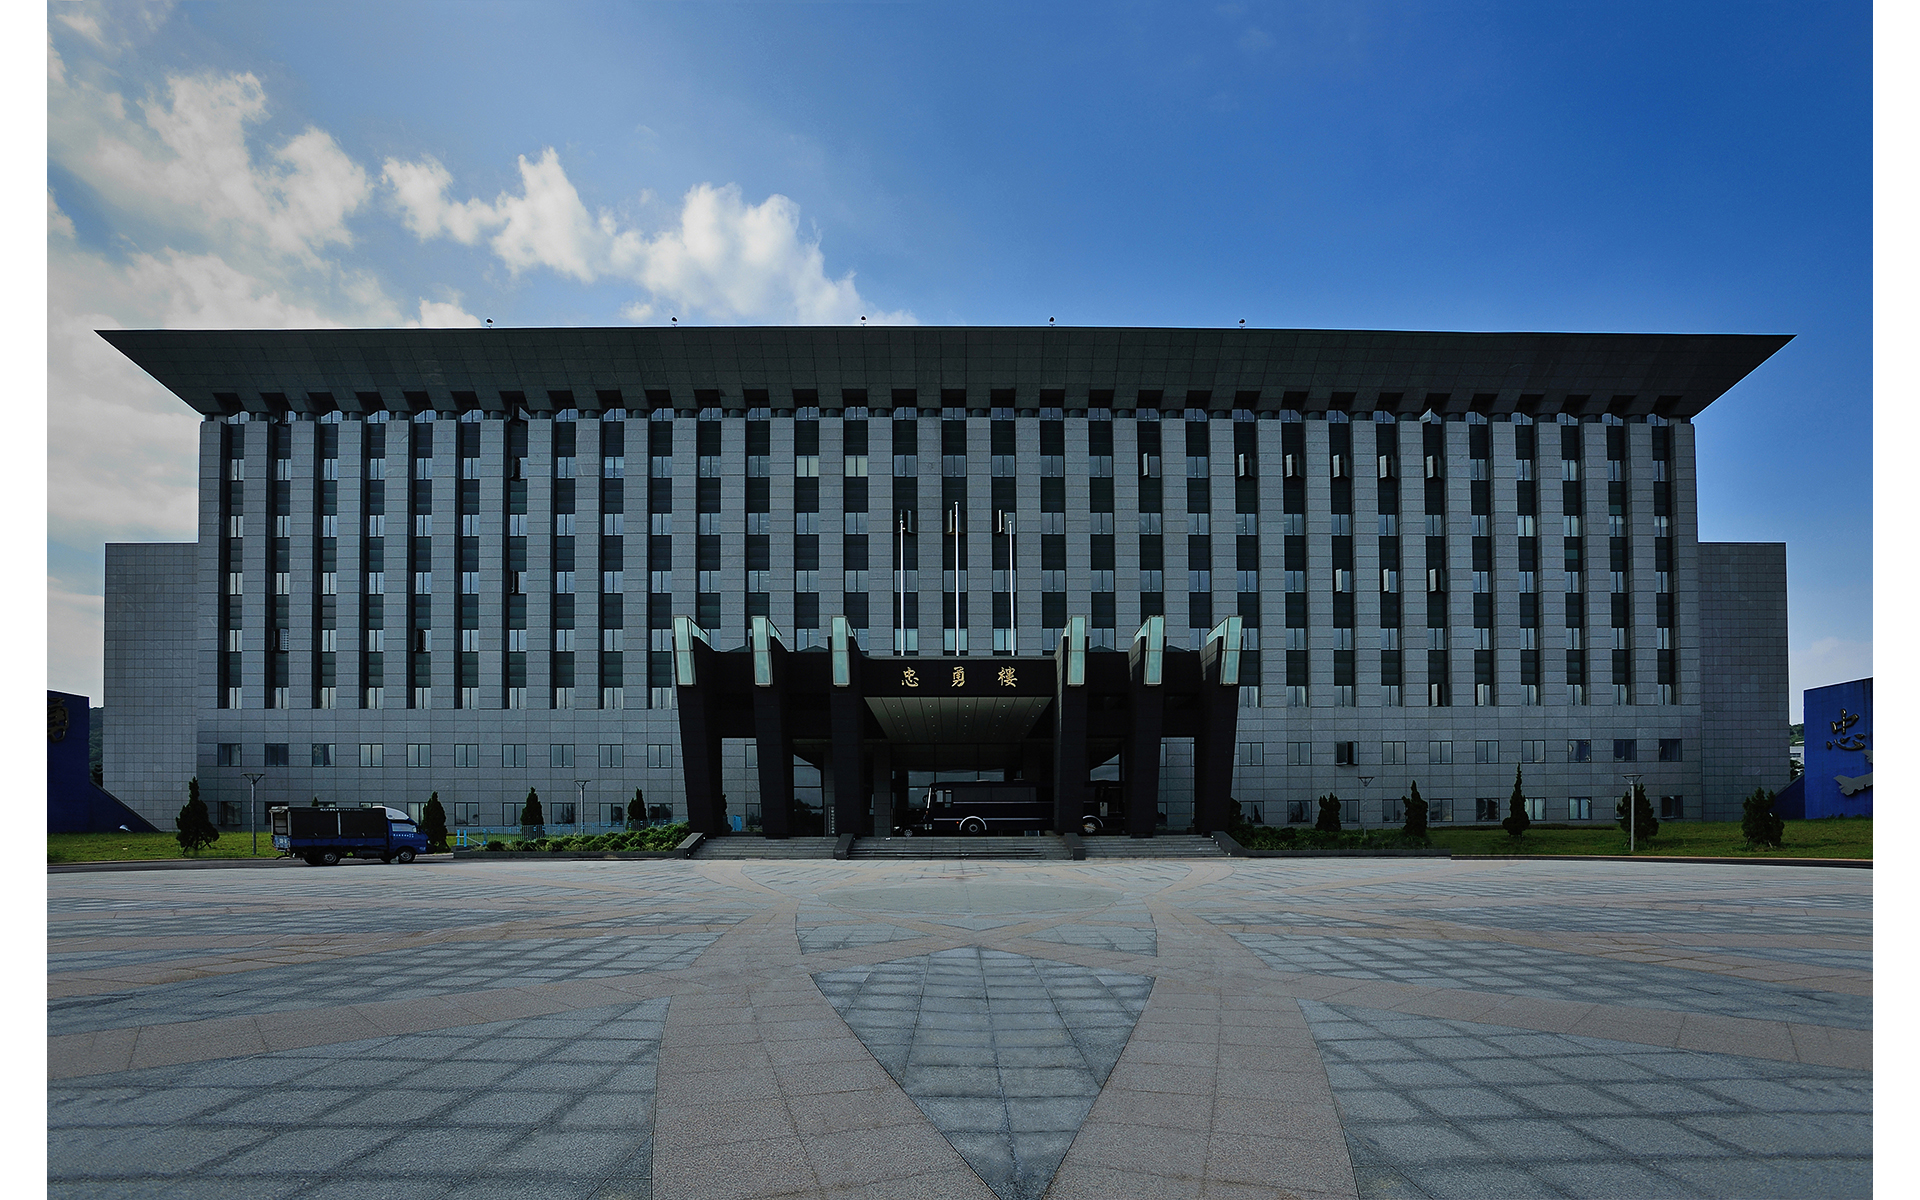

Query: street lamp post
[573,779,591,836]
[1623,772,1644,854]
[241,773,265,856]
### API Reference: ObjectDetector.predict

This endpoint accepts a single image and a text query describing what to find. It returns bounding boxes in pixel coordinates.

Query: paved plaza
[48,856,1871,1198]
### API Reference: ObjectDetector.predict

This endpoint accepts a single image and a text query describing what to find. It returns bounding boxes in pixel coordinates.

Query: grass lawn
[1427,817,1870,859]
[49,831,288,863]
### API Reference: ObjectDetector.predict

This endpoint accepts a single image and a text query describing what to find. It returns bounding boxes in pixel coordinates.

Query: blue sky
[46,0,1870,720]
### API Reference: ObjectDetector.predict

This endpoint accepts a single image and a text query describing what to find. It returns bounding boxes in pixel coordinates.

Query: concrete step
[1082,834,1226,859]
[692,836,838,859]
[848,836,1070,861]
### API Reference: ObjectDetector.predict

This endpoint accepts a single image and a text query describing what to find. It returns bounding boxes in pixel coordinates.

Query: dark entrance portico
[673,614,1246,838]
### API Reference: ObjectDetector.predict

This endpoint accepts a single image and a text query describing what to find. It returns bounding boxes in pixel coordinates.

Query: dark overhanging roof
[97,325,1793,421]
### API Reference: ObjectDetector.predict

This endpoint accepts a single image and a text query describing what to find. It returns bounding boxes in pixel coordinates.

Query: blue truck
[270,804,431,865]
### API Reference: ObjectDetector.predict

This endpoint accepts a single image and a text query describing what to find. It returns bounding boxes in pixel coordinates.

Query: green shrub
[485,840,505,852]
[1315,795,1342,833]
[1742,787,1786,848]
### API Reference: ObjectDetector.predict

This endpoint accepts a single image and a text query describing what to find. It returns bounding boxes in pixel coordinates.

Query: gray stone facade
[102,542,198,820]
[1698,543,1792,819]
[97,327,1792,831]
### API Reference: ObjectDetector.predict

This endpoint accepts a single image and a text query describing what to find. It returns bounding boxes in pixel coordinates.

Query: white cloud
[384,149,913,324]
[52,61,370,267]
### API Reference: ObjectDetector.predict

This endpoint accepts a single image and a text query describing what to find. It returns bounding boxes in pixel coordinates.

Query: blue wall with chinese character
[48,691,158,834]
[1800,677,1872,819]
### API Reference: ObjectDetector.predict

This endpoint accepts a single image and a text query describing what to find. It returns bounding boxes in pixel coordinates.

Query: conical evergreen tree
[1315,794,1342,833]
[1402,780,1429,840]
[175,777,219,854]
[520,787,545,837]
[1741,786,1786,848]
[1501,766,1532,839]
[1615,782,1658,841]
[420,792,449,852]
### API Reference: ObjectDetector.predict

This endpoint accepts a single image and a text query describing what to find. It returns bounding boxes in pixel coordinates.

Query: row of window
[1242,738,1683,767]
[1250,794,1687,825]
[216,743,675,770]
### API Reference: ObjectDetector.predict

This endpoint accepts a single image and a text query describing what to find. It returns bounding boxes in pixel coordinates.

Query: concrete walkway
[48,857,1870,1198]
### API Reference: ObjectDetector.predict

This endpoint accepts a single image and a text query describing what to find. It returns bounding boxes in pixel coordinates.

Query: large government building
[101,326,1791,836]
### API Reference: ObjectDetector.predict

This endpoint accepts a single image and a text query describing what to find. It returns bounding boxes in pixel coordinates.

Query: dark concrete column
[829,618,866,837]
[1126,617,1166,837]
[751,616,795,839]
[1193,616,1244,835]
[1052,617,1090,835]
[672,617,725,835]
[871,743,893,835]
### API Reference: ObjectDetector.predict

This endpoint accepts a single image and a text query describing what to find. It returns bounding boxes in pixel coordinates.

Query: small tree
[628,787,646,830]
[1315,794,1342,833]
[1742,786,1786,848]
[420,792,449,853]
[520,787,545,838]
[1615,782,1658,841]
[175,777,219,854]
[1501,766,1532,839]
[1403,780,1429,841]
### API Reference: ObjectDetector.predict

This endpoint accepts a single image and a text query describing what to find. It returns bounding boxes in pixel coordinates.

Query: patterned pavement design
[50,933,721,1036]
[1230,933,1871,1029]
[1301,999,1870,1198]
[815,947,1152,1200]
[48,855,1871,1198]
[49,999,671,1200]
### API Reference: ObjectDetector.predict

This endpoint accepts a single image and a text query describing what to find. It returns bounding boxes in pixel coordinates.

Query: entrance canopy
[671,615,1246,838]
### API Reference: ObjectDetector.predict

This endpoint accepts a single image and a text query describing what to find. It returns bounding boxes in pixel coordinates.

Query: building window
[602,687,625,709]
[406,744,431,768]
[1614,739,1637,762]
[1286,741,1312,767]
[553,686,576,708]
[1568,739,1592,763]
[265,743,290,767]
[1380,741,1406,765]
[648,744,674,769]
[1238,742,1264,766]
[550,744,576,768]
[1334,742,1356,766]
[1658,738,1683,762]
[1474,740,1498,764]
[1520,740,1545,763]
[1429,740,1453,764]
[216,743,241,767]
[454,744,480,768]
[359,743,384,768]
[1568,797,1593,820]
[1523,798,1546,821]
[502,744,528,768]
[599,744,625,769]
[312,743,334,768]
[1474,799,1501,822]
[1660,795,1685,820]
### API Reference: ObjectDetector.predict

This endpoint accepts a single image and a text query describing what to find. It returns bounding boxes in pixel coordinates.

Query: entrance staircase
[691,836,838,859]
[848,836,1070,861]
[1081,834,1226,859]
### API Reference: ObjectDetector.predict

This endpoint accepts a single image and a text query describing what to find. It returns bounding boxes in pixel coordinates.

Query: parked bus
[910,780,1119,836]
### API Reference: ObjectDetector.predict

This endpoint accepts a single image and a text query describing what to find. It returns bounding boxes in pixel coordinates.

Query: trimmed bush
[485,840,505,852]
